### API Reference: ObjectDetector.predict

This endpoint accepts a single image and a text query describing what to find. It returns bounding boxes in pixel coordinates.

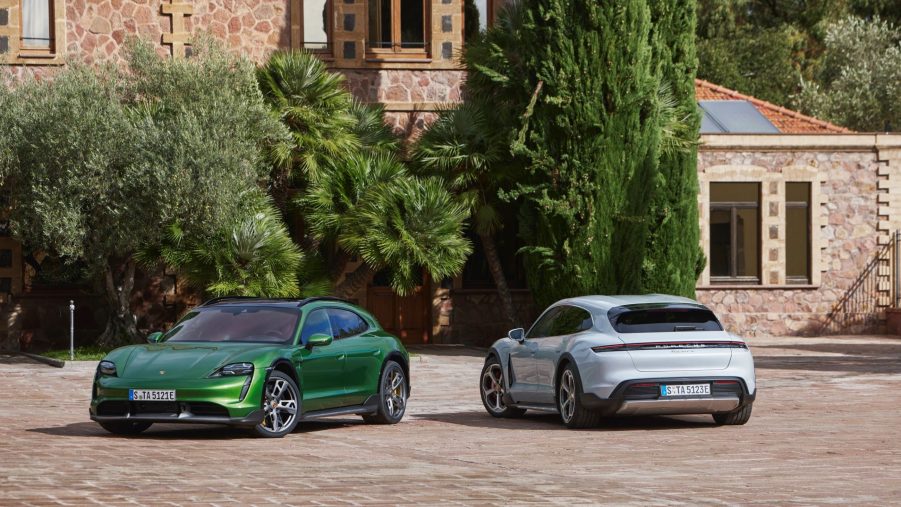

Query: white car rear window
[608,304,723,333]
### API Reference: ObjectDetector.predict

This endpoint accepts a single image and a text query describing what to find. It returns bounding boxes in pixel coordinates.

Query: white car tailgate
[616,331,735,372]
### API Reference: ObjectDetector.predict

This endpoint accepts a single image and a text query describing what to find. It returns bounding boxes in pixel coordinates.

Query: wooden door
[366,271,430,344]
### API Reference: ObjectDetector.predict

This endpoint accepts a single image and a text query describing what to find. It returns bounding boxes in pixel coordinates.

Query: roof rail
[200,296,297,306]
[200,296,352,307]
[296,296,352,307]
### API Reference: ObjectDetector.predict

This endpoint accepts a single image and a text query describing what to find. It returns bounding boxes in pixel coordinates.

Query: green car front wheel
[253,371,300,438]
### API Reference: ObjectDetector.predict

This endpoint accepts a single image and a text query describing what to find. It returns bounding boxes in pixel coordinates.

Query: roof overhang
[700,133,901,154]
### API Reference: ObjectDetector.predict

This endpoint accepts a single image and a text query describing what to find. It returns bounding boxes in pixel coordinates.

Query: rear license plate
[660,384,710,397]
[129,389,176,401]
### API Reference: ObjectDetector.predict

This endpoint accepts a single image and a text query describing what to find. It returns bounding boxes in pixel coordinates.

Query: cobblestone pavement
[1,335,900,505]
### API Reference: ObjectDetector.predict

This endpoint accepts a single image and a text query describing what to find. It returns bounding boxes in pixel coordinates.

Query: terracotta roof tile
[695,79,851,134]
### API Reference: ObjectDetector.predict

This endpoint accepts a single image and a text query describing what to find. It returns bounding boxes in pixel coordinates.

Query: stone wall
[342,69,464,137]
[2,1,466,135]
[696,135,901,336]
[0,0,291,68]
[186,0,290,61]
[433,288,536,346]
[342,69,464,104]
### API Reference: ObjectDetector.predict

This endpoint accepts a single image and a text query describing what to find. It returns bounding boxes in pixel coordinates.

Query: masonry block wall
[697,135,901,336]
[2,0,467,136]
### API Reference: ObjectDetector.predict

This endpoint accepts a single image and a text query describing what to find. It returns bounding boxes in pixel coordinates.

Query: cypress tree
[509,0,662,307]
[462,0,702,308]
[644,1,703,297]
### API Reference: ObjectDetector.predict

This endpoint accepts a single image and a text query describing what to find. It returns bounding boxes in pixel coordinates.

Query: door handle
[338,354,346,361]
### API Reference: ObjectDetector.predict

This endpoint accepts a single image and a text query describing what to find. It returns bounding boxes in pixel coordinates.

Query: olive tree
[0,39,289,345]
[795,16,901,131]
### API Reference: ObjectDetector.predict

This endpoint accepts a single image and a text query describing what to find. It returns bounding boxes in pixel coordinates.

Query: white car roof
[556,294,703,313]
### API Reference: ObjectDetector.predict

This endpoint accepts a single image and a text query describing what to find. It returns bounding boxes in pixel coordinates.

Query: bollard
[69,300,75,361]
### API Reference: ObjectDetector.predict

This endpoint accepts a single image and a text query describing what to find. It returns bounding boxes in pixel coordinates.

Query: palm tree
[301,152,471,298]
[339,177,472,297]
[256,50,358,197]
[140,192,304,298]
[412,103,521,327]
[349,99,400,155]
[257,49,469,301]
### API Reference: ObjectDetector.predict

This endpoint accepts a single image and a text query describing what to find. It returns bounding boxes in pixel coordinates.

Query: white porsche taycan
[480,295,756,428]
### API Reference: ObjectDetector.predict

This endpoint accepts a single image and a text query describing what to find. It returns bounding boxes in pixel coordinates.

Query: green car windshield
[163,306,300,344]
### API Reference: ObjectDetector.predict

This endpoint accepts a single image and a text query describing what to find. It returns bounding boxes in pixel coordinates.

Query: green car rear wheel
[362,361,407,424]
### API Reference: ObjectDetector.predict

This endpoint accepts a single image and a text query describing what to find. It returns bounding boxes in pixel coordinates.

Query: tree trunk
[96,257,141,347]
[329,249,352,281]
[480,231,518,327]
[334,263,374,299]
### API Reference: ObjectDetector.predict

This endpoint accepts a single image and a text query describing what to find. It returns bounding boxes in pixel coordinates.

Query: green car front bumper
[90,370,266,427]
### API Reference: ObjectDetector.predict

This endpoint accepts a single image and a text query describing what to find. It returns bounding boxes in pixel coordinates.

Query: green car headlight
[211,362,254,377]
[98,360,117,376]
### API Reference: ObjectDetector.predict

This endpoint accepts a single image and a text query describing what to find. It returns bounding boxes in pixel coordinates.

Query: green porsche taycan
[90,297,410,437]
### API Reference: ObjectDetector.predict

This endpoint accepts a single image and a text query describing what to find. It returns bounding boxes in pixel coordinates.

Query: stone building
[694,80,901,336]
[1,0,900,347]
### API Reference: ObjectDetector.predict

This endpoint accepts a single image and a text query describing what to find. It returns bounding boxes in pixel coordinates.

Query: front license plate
[129,389,176,401]
[660,384,710,397]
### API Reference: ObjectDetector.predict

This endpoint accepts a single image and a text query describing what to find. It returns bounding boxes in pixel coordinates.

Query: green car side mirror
[306,333,333,348]
[147,331,164,344]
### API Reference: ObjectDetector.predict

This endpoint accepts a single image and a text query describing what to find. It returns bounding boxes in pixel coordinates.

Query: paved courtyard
[1,335,900,505]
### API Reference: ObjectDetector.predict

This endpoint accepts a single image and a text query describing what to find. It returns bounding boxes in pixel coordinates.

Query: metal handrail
[820,229,898,334]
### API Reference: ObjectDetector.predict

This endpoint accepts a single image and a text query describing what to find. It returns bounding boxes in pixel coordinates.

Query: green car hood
[111,342,280,380]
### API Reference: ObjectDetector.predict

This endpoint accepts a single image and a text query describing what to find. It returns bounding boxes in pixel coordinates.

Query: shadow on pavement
[747,339,901,374]
[753,354,901,374]
[0,354,38,365]
[418,410,715,431]
[27,417,364,440]
[752,341,901,356]
[406,345,487,358]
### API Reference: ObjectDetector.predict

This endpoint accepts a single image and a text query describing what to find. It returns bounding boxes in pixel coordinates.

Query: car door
[532,305,594,404]
[328,308,382,406]
[508,306,560,403]
[296,308,347,412]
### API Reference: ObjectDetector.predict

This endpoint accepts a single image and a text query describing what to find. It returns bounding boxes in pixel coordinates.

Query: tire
[98,421,152,436]
[713,402,753,425]
[557,362,600,429]
[363,360,408,424]
[480,356,526,418]
[251,371,301,438]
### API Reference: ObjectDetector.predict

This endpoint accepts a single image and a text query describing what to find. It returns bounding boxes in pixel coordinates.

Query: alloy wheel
[383,366,407,419]
[481,364,507,413]
[559,369,576,423]
[262,376,298,433]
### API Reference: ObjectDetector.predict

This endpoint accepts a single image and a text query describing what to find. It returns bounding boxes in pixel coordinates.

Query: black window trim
[525,304,595,339]
[298,307,332,346]
[607,303,724,333]
[710,183,762,284]
[525,305,558,339]
[322,305,372,340]
[785,182,812,285]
